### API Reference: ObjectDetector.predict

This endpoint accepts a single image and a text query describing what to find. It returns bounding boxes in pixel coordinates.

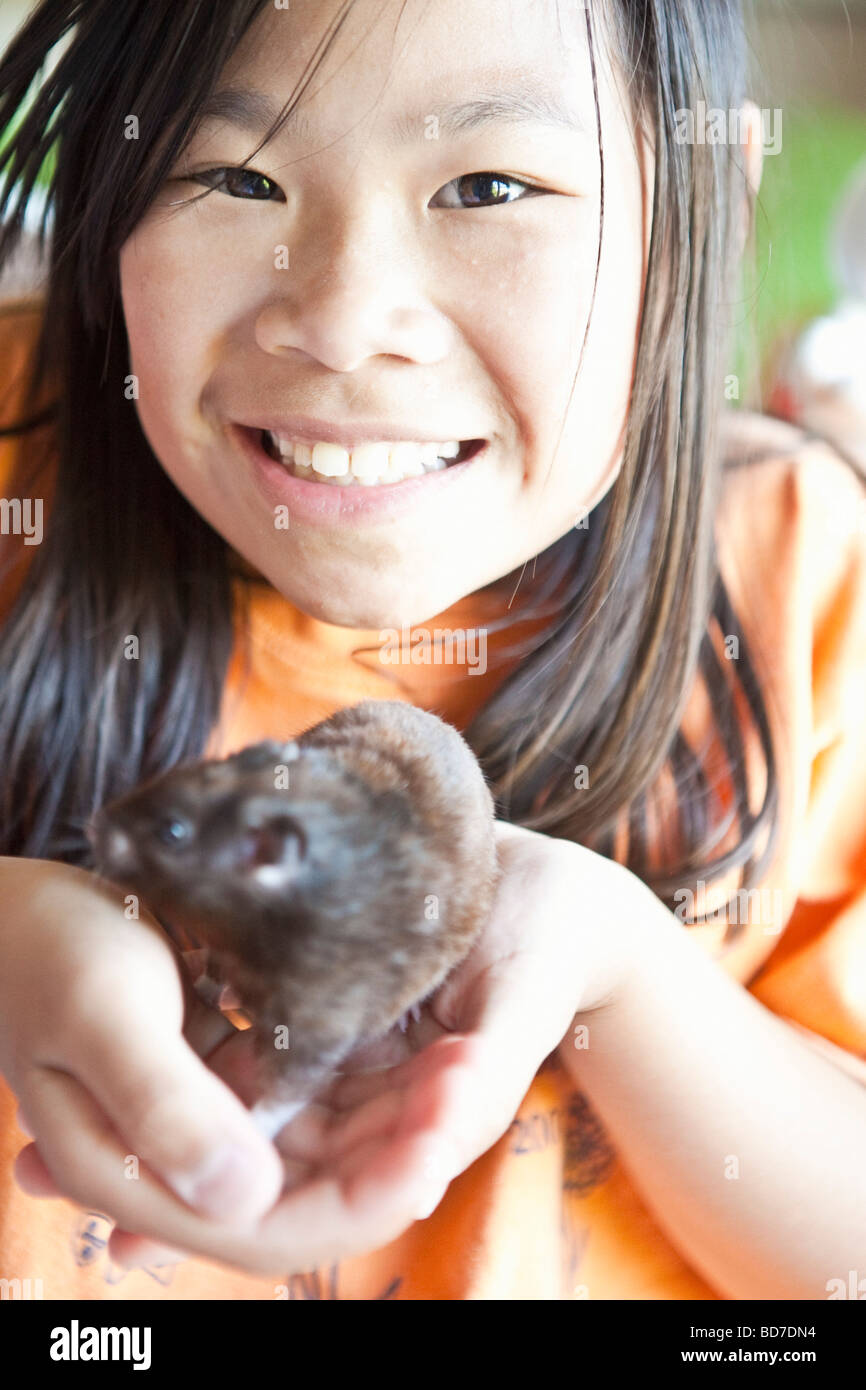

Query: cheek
[118,222,220,461]
[526,161,646,528]
[447,202,601,429]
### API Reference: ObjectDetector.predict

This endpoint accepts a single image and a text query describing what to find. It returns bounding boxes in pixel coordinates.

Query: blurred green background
[734,1,866,400]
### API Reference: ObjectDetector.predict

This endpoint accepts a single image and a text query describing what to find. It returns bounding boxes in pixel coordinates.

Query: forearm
[558,886,866,1299]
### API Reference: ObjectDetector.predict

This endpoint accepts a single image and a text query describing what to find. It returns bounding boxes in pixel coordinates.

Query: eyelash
[181,165,550,208]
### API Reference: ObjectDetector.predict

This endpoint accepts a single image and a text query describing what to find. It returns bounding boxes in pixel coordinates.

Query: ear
[738,99,765,253]
[239,796,306,887]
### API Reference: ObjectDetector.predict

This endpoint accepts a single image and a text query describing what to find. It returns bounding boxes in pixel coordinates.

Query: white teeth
[263,431,467,486]
[350,443,391,481]
[310,442,350,477]
[388,443,425,478]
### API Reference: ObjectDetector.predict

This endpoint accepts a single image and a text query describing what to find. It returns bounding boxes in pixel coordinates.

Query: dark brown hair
[0,0,781,939]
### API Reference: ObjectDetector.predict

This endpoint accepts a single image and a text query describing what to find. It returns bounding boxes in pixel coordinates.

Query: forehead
[218,0,596,141]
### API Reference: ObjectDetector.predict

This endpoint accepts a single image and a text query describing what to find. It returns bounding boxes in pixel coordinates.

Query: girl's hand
[1,855,286,1232]
[14,823,647,1278]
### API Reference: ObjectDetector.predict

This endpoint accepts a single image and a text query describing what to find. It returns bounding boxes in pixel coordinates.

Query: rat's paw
[396,1001,424,1034]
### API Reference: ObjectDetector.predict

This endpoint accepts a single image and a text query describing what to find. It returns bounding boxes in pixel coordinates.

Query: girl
[0,0,865,1301]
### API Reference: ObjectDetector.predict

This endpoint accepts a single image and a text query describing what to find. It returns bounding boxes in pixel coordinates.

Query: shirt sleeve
[747,441,866,1080]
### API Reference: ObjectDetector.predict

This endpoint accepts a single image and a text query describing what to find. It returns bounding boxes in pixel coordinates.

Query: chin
[264,570,447,630]
[325,601,444,631]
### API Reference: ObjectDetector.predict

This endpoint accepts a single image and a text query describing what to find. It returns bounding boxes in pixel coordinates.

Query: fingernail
[104,1261,128,1285]
[170,1145,266,1223]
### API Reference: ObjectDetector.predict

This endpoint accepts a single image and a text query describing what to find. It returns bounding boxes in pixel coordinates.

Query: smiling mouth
[259,429,484,486]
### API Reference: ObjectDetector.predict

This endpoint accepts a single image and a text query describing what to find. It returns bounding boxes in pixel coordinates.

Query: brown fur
[88,700,498,1109]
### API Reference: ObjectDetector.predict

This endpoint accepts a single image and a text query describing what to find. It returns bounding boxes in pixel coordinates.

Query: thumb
[67,1010,285,1226]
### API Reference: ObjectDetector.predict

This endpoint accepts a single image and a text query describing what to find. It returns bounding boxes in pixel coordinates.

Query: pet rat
[86,699,498,1139]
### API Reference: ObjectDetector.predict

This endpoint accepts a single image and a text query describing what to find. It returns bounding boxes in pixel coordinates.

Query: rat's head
[87,737,414,934]
[86,743,299,918]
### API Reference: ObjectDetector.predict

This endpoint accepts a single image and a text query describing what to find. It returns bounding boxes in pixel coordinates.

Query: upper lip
[237,415,485,447]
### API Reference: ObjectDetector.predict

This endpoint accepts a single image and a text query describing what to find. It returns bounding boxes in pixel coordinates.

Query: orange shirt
[2,299,866,1300]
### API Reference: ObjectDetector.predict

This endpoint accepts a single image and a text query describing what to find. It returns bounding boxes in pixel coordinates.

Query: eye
[430,172,549,209]
[154,816,193,848]
[187,166,286,202]
[175,166,548,209]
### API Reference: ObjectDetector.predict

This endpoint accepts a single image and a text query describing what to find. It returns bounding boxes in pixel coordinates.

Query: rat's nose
[86,811,135,871]
[105,826,133,863]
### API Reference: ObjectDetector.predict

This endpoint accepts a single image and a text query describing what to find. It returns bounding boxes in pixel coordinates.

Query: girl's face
[119,0,651,628]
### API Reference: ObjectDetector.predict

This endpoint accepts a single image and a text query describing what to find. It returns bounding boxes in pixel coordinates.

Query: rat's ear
[239,796,306,886]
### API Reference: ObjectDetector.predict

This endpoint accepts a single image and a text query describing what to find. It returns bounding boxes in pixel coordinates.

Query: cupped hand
[14,823,640,1277]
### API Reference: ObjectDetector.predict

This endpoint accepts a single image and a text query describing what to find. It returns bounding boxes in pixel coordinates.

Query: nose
[254,199,454,373]
[86,812,134,872]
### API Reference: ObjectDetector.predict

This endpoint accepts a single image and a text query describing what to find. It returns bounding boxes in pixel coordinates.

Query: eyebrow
[196,83,586,145]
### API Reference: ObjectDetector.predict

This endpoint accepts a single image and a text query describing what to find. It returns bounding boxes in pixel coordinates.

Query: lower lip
[230,424,489,526]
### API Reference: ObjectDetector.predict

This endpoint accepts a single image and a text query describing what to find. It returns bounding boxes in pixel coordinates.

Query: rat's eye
[154,816,193,848]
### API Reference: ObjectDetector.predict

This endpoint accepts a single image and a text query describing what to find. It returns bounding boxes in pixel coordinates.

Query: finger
[21,1064,449,1275]
[196,1025,267,1110]
[318,1089,406,1162]
[264,1088,406,1168]
[245,1126,464,1271]
[419,1033,527,1168]
[267,1100,334,1160]
[64,1004,284,1226]
[15,1103,36,1138]
[13,1141,63,1198]
[332,1033,513,1181]
[329,1033,468,1111]
[21,1066,280,1261]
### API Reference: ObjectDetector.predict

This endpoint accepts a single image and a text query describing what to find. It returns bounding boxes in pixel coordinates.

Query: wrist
[560,847,675,1034]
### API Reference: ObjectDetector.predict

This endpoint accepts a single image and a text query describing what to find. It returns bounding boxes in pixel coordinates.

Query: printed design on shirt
[71,1212,111,1268]
[506,1091,615,1196]
[283,1263,402,1299]
[69,1211,175,1287]
[506,1052,617,1197]
[562,1089,616,1195]
[561,1207,592,1295]
[508,1107,562,1155]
